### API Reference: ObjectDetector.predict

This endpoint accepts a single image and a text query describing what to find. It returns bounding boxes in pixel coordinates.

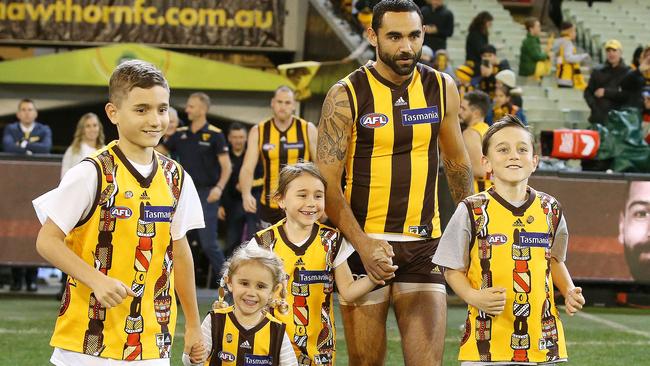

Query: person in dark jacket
[621,46,650,111]
[466,11,493,74]
[2,99,52,155]
[421,0,454,52]
[584,40,630,124]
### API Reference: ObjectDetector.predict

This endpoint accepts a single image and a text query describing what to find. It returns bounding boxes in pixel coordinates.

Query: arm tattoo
[318,85,352,164]
[443,157,474,204]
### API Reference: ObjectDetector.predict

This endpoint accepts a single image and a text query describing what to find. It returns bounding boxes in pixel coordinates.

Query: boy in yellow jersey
[433,115,585,365]
[33,60,207,366]
[459,90,492,193]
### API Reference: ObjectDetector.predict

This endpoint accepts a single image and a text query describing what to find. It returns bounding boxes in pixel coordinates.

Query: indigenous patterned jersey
[254,220,341,366]
[338,62,447,239]
[52,141,183,360]
[205,306,285,366]
[459,187,567,363]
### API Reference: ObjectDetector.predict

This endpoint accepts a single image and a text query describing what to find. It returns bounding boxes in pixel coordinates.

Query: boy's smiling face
[482,126,538,186]
[106,85,170,150]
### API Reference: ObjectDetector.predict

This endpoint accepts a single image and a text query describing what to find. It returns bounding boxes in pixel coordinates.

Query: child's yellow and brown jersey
[254,220,342,366]
[460,187,567,363]
[52,141,184,360]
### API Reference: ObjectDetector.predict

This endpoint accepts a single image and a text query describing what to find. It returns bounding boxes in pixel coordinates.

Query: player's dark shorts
[346,237,445,287]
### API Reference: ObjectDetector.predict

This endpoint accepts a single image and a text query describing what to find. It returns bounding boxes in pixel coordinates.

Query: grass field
[1,297,649,365]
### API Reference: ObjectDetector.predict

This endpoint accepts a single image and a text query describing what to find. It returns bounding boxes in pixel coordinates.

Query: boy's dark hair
[481,115,535,155]
[480,44,497,56]
[468,11,493,34]
[524,17,538,32]
[560,21,573,31]
[371,0,423,33]
[464,90,490,118]
[109,60,169,106]
[228,122,247,134]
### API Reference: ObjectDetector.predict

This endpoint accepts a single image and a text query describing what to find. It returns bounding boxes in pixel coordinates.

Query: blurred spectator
[218,123,259,258]
[584,40,630,124]
[431,49,455,79]
[455,62,475,99]
[553,22,589,90]
[621,46,650,111]
[477,44,511,98]
[495,69,523,108]
[642,89,650,144]
[487,85,527,125]
[466,11,493,74]
[519,17,551,80]
[61,113,105,178]
[354,0,380,32]
[458,90,492,193]
[631,46,643,71]
[421,0,454,53]
[2,99,52,155]
[420,45,435,67]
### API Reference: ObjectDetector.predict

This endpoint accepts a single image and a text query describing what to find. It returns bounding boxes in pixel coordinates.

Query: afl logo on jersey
[262,143,276,151]
[110,206,132,219]
[360,113,389,128]
[218,351,236,362]
[487,233,508,245]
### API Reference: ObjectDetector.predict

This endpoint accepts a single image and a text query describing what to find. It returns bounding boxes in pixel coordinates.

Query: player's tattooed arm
[438,73,474,203]
[317,83,352,164]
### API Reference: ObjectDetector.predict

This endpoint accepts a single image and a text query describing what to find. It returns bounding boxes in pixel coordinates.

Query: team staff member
[316,1,473,365]
[158,92,231,285]
[239,86,318,228]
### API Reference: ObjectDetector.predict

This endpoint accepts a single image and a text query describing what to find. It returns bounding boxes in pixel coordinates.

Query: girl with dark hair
[466,11,494,73]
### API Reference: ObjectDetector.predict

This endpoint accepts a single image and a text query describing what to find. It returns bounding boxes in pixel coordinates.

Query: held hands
[207,186,222,203]
[564,287,585,316]
[470,287,507,316]
[184,327,207,364]
[358,238,398,285]
[242,192,257,213]
[90,273,136,308]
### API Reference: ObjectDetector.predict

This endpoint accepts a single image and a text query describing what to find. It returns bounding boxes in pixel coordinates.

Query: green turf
[1,298,649,365]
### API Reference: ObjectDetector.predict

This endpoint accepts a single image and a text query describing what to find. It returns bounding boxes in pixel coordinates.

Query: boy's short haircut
[560,21,573,32]
[464,90,490,118]
[189,92,211,109]
[481,115,535,155]
[524,17,538,32]
[109,60,169,106]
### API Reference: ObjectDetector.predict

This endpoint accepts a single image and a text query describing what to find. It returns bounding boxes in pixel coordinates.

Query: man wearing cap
[584,39,630,124]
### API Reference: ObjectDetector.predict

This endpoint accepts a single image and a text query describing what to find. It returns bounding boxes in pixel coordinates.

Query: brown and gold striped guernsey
[258,116,311,210]
[207,306,286,366]
[339,62,447,239]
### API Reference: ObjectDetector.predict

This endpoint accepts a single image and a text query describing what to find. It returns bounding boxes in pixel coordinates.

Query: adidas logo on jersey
[140,190,150,200]
[240,340,251,349]
[513,218,525,227]
[430,265,441,274]
[394,96,407,107]
[295,258,305,267]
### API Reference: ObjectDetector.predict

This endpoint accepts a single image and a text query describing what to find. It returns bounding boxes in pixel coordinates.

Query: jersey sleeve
[550,214,569,262]
[279,332,299,366]
[171,170,206,240]
[432,203,472,270]
[32,160,98,235]
[332,237,355,268]
[214,132,229,155]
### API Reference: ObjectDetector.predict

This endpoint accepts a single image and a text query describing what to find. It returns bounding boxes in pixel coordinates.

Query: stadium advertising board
[0,0,285,48]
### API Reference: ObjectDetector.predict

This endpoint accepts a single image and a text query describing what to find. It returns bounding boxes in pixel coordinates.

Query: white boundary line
[574,310,650,339]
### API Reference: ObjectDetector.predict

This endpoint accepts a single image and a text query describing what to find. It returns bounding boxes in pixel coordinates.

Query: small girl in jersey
[487,85,527,125]
[249,162,376,366]
[183,244,298,366]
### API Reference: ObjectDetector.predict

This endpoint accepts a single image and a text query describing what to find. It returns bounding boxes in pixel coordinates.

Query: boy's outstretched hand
[564,287,585,316]
[470,287,507,316]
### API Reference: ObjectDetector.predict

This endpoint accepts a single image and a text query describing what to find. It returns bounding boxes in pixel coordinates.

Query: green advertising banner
[0,43,291,91]
[0,0,284,48]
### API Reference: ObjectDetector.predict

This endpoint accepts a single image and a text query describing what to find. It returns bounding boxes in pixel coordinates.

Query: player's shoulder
[207,124,223,134]
[176,126,189,132]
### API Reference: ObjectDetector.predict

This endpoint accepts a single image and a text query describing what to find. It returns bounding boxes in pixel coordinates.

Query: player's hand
[594,88,605,98]
[184,326,207,364]
[207,186,222,203]
[564,287,585,316]
[358,238,397,284]
[470,287,506,316]
[242,192,257,213]
[89,273,136,308]
[218,206,226,221]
